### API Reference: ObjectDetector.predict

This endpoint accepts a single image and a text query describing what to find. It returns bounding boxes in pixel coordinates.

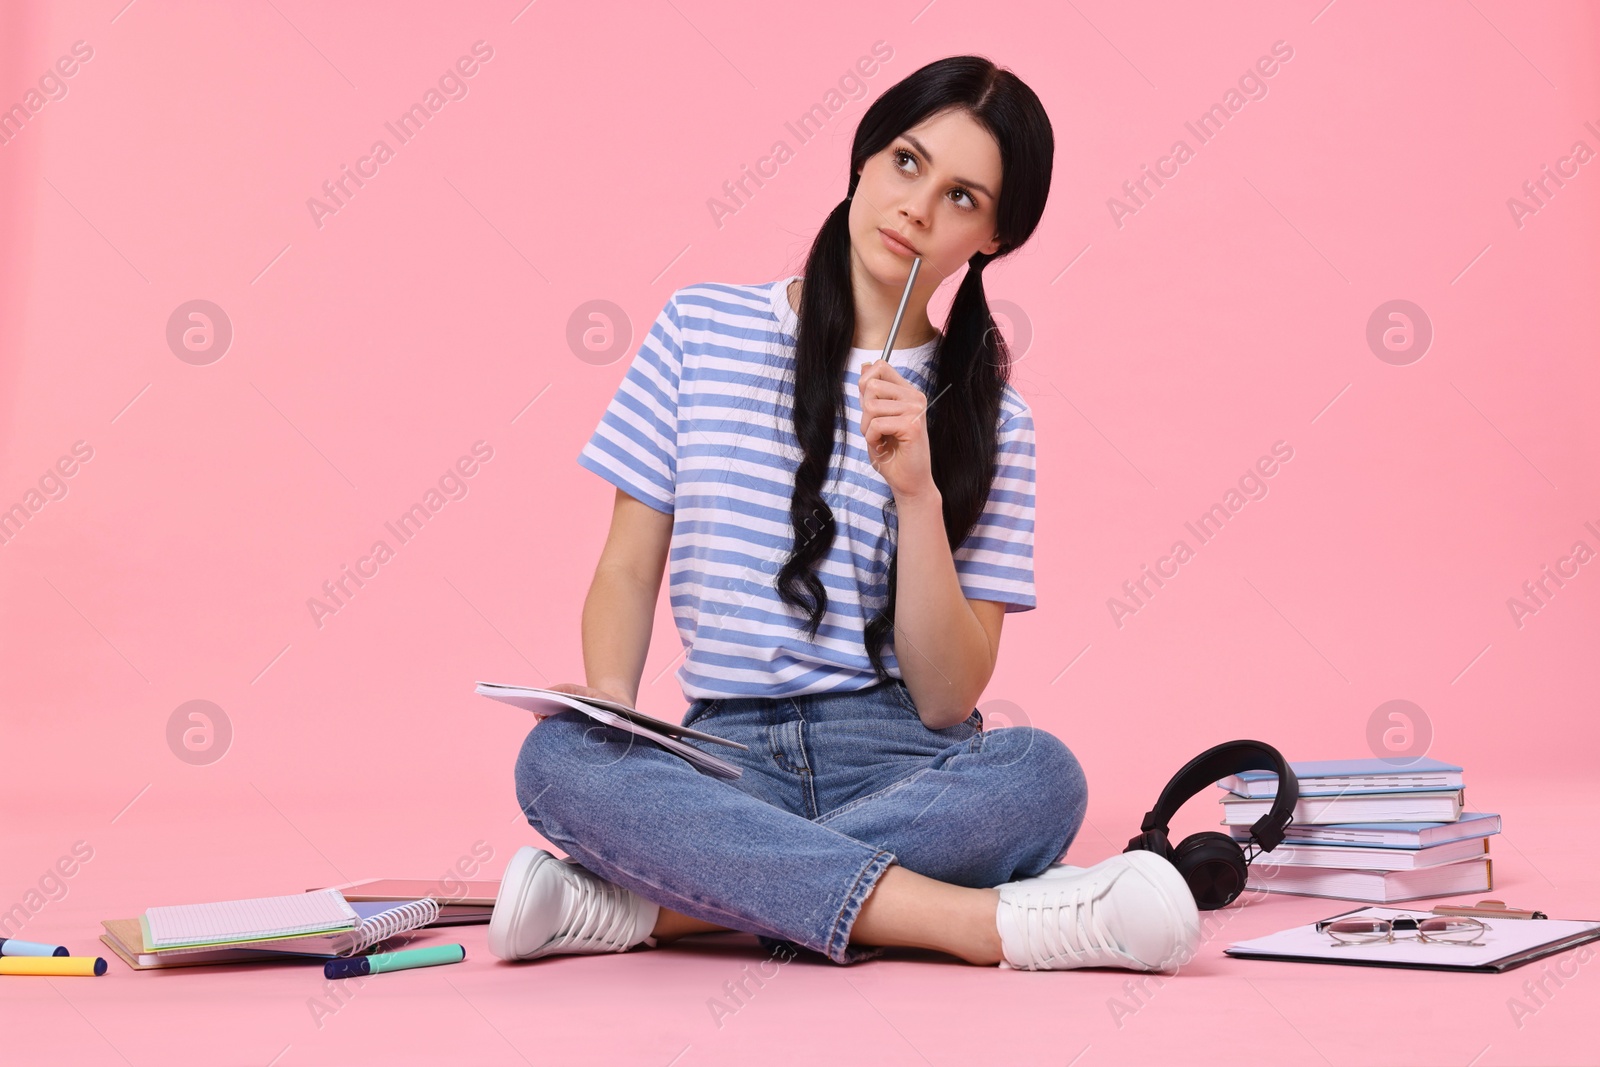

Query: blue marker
[0,938,69,957]
[324,943,465,979]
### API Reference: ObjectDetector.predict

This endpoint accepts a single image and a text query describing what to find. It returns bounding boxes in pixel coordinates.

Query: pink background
[2,1,1596,1064]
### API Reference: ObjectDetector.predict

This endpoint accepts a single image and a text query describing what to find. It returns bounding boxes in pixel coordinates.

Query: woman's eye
[894,148,977,210]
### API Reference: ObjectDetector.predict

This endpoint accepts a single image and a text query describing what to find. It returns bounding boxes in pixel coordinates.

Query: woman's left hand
[858,359,938,502]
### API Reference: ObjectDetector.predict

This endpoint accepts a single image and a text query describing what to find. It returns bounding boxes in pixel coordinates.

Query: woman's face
[848,107,1004,289]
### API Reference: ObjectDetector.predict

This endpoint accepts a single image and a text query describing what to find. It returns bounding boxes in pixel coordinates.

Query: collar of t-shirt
[771,274,941,377]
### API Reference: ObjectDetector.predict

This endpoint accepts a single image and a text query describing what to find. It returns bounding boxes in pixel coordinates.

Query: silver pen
[863,257,923,487]
[879,256,923,363]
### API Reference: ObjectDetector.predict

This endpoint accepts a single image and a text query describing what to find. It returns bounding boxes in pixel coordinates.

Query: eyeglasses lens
[1417,918,1486,943]
[1325,917,1485,945]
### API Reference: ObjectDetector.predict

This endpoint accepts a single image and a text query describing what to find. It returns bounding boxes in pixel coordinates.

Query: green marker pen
[324,943,465,979]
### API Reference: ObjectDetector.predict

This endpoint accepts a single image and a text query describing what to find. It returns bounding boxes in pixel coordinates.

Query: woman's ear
[979,232,1003,256]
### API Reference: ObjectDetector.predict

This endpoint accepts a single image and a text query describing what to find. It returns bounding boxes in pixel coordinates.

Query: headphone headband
[1139,739,1298,851]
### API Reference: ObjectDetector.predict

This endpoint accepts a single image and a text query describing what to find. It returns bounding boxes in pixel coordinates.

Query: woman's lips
[878,228,918,257]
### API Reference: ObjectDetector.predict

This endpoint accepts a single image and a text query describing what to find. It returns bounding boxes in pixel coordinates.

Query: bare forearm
[581,564,659,707]
[891,490,993,729]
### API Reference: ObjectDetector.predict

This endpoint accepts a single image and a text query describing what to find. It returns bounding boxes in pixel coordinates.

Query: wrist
[895,485,943,514]
[589,680,637,706]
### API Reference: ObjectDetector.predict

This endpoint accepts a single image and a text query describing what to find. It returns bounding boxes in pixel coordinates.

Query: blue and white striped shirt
[577,275,1037,701]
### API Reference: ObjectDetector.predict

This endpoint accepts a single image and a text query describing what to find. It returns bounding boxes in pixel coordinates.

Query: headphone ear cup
[1123,828,1175,863]
[1171,832,1249,910]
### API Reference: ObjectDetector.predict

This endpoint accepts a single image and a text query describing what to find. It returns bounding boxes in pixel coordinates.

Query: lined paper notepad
[142,888,360,950]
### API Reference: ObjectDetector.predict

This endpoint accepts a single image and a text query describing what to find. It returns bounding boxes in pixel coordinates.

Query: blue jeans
[513,677,1088,965]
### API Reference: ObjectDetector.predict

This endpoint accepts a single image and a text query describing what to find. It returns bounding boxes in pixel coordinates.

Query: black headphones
[1123,739,1298,910]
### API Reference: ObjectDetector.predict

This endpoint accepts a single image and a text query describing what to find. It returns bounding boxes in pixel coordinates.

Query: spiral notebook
[227,898,440,958]
[142,890,439,958]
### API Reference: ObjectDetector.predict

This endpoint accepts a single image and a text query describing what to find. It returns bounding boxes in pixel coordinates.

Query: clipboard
[1224,905,1600,973]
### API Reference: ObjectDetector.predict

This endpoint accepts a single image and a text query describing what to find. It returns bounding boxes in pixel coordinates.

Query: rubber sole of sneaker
[487,845,553,961]
[1116,851,1202,971]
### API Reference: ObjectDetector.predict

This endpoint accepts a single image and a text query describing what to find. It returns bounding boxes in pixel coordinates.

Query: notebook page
[145,888,359,948]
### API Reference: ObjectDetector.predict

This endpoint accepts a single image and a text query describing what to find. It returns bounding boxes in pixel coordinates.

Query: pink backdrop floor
[5,772,1596,1066]
[4,0,1598,1063]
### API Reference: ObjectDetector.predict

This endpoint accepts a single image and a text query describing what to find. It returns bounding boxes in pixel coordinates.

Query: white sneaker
[488,846,662,961]
[995,851,1201,972]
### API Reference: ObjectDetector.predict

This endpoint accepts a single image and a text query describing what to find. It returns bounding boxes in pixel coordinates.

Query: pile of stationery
[1217,756,1499,903]
[1,878,496,979]
[94,878,496,974]
[96,887,436,971]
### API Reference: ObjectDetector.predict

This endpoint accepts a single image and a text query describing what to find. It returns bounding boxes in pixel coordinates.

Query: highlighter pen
[0,938,69,957]
[0,956,106,976]
[324,943,465,979]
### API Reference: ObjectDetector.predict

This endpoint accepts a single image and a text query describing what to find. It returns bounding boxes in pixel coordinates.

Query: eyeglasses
[1315,913,1490,948]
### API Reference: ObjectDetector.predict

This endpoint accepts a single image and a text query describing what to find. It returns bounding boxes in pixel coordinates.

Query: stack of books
[99,888,439,971]
[1216,757,1500,903]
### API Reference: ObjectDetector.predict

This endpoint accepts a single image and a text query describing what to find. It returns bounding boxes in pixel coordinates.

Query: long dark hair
[775,55,1054,681]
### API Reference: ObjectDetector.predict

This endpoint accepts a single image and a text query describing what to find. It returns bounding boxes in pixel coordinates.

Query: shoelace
[1018,880,1124,969]
[545,864,642,953]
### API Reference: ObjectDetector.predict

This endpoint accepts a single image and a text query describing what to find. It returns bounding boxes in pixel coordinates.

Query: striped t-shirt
[576,275,1037,701]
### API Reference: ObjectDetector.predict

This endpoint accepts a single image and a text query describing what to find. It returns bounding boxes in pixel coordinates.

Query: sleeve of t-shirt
[575,294,683,515]
[953,405,1037,612]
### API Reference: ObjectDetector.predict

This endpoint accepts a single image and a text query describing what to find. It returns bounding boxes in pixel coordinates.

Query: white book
[475,681,749,780]
[1251,836,1489,871]
[1221,788,1463,825]
[1245,855,1491,903]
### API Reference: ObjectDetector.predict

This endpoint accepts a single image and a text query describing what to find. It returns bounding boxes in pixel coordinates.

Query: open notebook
[475,681,748,779]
